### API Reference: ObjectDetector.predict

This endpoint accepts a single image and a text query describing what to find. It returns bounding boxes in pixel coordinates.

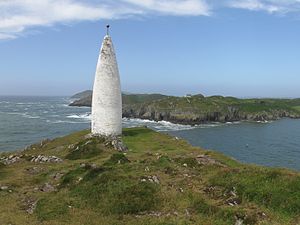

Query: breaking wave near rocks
[65,113,224,132]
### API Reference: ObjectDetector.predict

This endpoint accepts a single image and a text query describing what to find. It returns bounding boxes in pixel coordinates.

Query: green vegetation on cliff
[69,92,167,108]
[1,128,300,224]
[123,95,300,124]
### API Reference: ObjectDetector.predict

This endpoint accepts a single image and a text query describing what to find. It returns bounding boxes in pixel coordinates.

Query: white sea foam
[225,121,241,125]
[64,113,248,132]
[64,112,228,131]
[7,112,26,116]
[7,112,41,119]
[256,120,271,124]
[122,118,196,131]
[24,115,40,119]
[46,120,87,124]
[67,113,91,120]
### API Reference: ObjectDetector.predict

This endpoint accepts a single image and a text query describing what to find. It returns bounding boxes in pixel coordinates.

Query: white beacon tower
[92,25,122,136]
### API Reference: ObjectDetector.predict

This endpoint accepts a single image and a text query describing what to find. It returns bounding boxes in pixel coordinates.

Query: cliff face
[123,104,300,125]
[69,95,92,107]
[122,104,297,125]
[70,92,300,124]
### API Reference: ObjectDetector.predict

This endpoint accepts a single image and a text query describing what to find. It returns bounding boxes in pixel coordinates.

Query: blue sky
[1,0,300,97]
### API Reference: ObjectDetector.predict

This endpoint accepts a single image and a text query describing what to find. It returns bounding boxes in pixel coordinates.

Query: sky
[1,0,300,98]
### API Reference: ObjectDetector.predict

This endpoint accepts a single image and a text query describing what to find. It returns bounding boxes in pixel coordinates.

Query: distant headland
[70,90,300,125]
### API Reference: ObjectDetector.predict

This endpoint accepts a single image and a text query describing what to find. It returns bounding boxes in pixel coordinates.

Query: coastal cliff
[1,127,300,224]
[70,91,300,124]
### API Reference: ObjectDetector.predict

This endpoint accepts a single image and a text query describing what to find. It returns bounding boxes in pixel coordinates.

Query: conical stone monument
[92,25,122,137]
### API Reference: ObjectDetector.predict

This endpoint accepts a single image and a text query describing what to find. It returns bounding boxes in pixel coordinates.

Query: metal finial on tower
[106,24,110,36]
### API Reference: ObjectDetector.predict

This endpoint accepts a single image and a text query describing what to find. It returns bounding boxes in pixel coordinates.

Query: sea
[1,96,300,171]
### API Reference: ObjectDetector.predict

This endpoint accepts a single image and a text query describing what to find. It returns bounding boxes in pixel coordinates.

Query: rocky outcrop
[0,154,21,165]
[1,154,64,165]
[30,155,63,163]
[69,95,92,107]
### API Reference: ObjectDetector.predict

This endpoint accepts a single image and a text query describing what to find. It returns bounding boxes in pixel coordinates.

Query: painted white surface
[92,35,122,136]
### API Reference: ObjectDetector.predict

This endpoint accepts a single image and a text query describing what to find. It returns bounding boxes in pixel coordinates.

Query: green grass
[209,167,300,216]
[123,94,168,104]
[65,137,105,160]
[292,106,300,112]
[36,193,70,221]
[104,152,130,166]
[1,127,300,225]
[64,167,161,215]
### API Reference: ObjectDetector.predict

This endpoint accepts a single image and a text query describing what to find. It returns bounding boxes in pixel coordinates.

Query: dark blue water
[0,96,90,151]
[1,96,300,171]
[0,96,190,151]
[168,119,300,171]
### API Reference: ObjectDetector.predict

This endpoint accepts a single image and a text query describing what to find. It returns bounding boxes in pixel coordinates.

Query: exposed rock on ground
[141,175,160,184]
[51,172,64,180]
[0,185,9,191]
[110,137,128,152]
[22,197,37,214]
[30,155,63,163]
[196,154,222,166]
[0,155,21,165]
[40,183,56,192]
[25,166,44,175]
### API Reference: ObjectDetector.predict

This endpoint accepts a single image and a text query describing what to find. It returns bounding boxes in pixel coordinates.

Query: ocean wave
[7,112,40,119]
[49,114,60,117]
[7,112,26,116]
[23,115,40,119]
[196,124,223,128]
[46,119,87,124]
[64,114,223,131]
[256,120,272,124]
[225,121,241,125]
[62,104,72,108]
[67,113,91,120]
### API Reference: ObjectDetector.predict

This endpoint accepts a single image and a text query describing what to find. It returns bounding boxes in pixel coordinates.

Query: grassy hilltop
[1,127,300,225]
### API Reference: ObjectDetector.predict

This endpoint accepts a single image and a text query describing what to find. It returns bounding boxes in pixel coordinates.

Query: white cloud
[2,0,300,40]
[228,0,300,13]
[121,0,210,16]
[230,0,281,13]
[0,0,210,40]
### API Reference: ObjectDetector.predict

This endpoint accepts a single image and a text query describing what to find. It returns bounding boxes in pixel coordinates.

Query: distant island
[70,91,300,125]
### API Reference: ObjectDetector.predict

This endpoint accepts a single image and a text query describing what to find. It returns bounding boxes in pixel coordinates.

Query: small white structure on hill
[92,25,122,136]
